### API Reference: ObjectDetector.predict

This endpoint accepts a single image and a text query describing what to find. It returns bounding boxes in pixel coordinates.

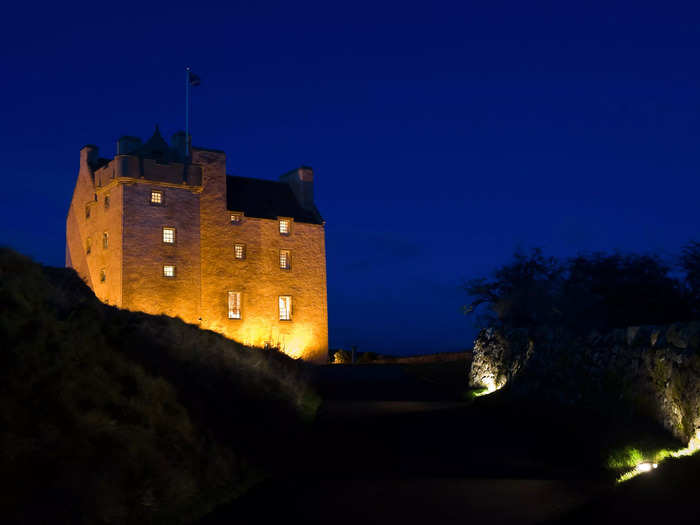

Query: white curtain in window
[279,295,291,320]
[228,291,241,319]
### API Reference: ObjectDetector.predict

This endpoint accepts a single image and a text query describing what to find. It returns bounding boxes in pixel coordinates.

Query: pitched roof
[226,175,322,224]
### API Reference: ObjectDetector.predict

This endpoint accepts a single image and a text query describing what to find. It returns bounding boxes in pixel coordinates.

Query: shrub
[681,241,700,315]
[356,351,380,363]
[0,247,317,524]
[332,349,352,364]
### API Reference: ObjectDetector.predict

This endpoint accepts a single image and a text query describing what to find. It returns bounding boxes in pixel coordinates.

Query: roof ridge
[227,174,287,185]
[226,175,323,224]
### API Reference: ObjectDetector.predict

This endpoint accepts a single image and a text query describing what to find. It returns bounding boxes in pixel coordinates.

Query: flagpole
[185,67,190,158]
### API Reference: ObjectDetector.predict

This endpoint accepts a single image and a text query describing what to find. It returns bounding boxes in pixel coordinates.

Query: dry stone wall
[469,323,700,443]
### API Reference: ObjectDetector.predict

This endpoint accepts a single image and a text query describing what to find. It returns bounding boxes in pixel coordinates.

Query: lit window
[231,212,242,224]
[104,194,110,210]
[234,243,246,260]
[86,237,91,255]
[162,227,175,244]
[151,191,163,205]
[163,265,176,278]
[279,219,290,235]
[100,269,106,283]
[279,295,292,321]
[280,250,291,270]
[85,205,91,220]
[102,232,109,249]
[228,291,241,319]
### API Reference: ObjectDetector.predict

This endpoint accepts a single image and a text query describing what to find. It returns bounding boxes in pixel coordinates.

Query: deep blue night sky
[2,2,700,354]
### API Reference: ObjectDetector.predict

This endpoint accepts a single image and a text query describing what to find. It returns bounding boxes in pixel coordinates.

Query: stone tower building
[66,127,328,363]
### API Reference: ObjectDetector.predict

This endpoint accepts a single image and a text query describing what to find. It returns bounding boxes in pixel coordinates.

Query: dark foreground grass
[314,362,681,479]
[0,248,318,524]
[201,385,682,524]
[467,386,682,481]
[548,452,700,524]
[193,362,691,524]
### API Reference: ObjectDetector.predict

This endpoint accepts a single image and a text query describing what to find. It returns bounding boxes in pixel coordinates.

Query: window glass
[163,265,175,277]
[280,250,291,270]
[279,219,290,235]
[151,191,163,204]
[231,213,242,224]
[279,295,292,321]
[163,227,175,244]
[234,243,246,260]
[102,232,109,249]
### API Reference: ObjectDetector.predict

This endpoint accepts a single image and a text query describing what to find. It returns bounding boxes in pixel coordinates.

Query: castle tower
[66,127,328,362]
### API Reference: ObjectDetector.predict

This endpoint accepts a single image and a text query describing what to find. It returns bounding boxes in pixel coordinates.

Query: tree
[464,248,563,329]
[465,249,690,332]
[680,241,700,314]
[563,253,688,331]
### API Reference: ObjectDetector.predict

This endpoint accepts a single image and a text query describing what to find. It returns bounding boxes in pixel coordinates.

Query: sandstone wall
[66,149,123,306]
[122,181,202,325]
[193,148,329,363]
[469,323,700,443]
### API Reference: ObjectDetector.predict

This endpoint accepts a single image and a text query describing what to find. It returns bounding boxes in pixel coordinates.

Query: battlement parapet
[93,155,202,188]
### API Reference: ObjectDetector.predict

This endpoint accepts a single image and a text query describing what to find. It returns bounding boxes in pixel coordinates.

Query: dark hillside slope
[0,248,319,524]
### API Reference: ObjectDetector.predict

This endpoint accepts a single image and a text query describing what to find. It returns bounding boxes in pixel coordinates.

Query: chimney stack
[80,144,99,171]
[280,166,315,211]
[116,136,142,155]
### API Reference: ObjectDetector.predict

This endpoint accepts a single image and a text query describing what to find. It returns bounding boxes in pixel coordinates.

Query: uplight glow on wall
[472,373,506,396]
[616,430,700,484]
[237,323,317,361]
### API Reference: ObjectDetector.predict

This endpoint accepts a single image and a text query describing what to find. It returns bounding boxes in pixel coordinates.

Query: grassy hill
[0,248,319,524]
[549,451,700,523]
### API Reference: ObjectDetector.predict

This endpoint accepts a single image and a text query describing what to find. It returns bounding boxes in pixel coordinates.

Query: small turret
[117,136,142,155]
[171,131,187,161]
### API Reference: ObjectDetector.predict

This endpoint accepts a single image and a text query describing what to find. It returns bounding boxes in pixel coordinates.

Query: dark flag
[189,72,201,86]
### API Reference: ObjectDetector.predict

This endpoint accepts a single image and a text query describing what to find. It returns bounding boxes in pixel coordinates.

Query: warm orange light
[234,322,317,360]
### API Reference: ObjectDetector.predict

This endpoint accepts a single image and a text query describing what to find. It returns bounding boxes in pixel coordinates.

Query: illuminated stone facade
[66,128,328,362]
